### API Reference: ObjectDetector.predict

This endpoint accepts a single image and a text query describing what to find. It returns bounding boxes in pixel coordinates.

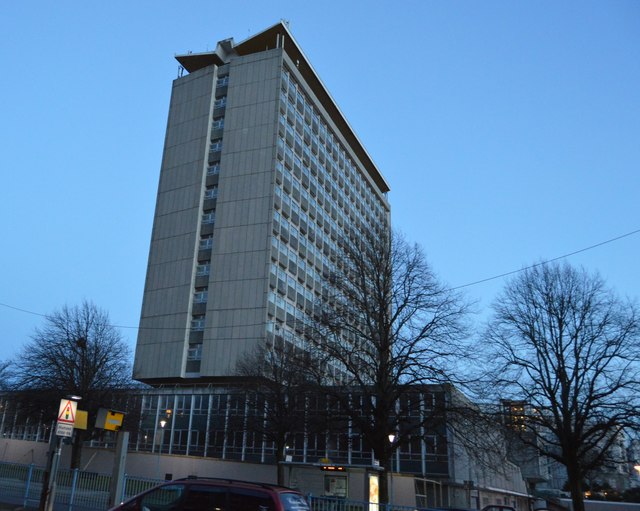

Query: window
[216,76,229,87]
[207,163,220,175]
[193,288,208,303]
[204,186,218,199]
[229,488,275,511]
[183,485,226,510]
[210,139,223,152]
[214,97,226,108]
[202,211,216,224]
[196,263,210,276]
[199,235,213,250]
[139,485,185,509]
[187,343,203,360]
[211,118,224,130]
[191,315,205,331]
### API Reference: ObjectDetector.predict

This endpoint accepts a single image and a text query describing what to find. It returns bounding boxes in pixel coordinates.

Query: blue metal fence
[0,461,163,510]
[310,495,420,511]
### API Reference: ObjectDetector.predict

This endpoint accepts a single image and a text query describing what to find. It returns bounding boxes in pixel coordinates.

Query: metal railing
[0,460,164,510]
[309,496,421,511]
[0,460,418,511]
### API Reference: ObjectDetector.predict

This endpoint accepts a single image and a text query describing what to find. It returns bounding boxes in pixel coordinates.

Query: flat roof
[176,51,224,72]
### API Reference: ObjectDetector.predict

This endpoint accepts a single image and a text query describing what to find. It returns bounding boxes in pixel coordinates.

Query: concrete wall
[0,438,48,465]
[202,49,281,377]
[134,65,217,381]
[134,49,283,381]
[0,437,275,483]
[0,438,419,505]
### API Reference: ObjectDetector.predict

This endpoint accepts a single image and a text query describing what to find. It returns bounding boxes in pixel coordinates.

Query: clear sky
[1,1,638,362]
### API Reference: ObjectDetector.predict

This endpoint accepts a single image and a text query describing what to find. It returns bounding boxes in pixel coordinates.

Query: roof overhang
[175,51,224,73]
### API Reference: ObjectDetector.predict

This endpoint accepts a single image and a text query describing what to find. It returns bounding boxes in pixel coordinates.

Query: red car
[109,477,310,511]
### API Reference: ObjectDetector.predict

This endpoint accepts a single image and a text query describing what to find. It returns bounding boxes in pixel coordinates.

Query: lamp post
[157,420,166,480]
[388,434,395,508]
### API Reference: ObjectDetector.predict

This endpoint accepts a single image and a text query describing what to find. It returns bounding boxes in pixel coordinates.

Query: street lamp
[159,420,167,456]
[388,434,396,507]
[157,420,167,480]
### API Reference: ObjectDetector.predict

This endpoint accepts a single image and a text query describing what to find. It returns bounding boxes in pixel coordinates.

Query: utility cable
[449,228,640,290]
[1,227,638,331]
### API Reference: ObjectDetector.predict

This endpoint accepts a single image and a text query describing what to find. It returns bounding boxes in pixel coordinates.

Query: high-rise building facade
[134,22,390,384]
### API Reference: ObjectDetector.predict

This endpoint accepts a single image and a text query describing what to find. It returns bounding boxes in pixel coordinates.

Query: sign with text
[56,422,74,437]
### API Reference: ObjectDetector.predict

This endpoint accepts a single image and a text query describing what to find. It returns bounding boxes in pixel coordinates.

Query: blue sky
[1,1,638,362]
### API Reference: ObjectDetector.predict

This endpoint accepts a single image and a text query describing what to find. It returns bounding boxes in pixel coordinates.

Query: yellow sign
[105,411,124,431]
[95,408,125,431]
[74,410,88,430]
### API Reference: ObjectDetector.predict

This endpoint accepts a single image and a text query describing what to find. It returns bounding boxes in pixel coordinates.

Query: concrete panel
[155,186,201,216]
[152,209,199,240]
[134,339,185,379]
[159,161,204,191]
[141,286,191,317]
[146,259,194,290]
[147,233,195,265]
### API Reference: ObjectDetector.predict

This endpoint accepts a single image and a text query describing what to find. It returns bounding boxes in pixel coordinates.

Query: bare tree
[0,360,10,390]
[306,228,470,503]
[236,342,323,485]
[10,300,133,469]
[484,261,640,511]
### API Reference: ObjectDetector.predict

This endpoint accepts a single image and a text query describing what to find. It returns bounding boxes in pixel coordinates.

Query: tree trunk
[566,461,585,511]
[379,467,389,504]
[276,439,286,486]
[277,455,286,486]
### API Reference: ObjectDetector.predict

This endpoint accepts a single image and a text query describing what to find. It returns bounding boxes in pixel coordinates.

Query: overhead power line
[449,228,640,291]
[1,227,639,331]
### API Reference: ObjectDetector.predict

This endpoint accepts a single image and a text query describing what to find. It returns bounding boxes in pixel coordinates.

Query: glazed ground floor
[0,386,530,508]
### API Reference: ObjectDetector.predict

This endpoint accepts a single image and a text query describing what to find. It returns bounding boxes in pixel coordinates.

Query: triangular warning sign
[58,400,76,423]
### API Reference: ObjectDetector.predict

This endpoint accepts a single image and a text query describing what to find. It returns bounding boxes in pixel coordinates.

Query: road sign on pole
[58,399,77,424]
[55,422,74,437]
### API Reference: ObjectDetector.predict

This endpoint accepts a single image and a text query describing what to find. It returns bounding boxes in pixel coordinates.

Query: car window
[229,488,275,511]
[279,492,310,511]
[183,485,227,511]
[140,484,185,511]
